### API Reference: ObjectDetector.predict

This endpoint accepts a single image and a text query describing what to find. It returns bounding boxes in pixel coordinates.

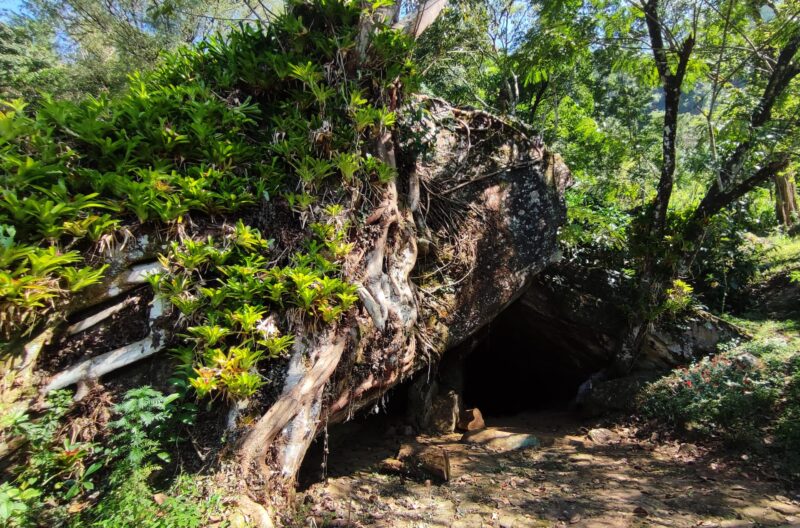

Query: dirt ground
[296,410,800,527]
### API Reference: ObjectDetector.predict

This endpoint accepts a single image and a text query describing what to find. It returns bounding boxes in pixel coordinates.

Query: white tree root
[239,330,346,479]
[67,295,141,336]
[44,296,167,394]
[234,331,345,527]
[235,170,421,526]
[101,261,163,299]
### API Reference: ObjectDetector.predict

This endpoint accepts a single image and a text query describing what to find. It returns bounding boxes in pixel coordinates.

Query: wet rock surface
[298,411,800,527]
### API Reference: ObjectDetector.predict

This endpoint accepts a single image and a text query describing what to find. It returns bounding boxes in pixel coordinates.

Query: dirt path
[297,410,800,527]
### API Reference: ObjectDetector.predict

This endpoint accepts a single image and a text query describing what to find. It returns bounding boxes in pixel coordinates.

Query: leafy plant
[0,482,40,526]
[0,390,98,524]
[0,1,423,525]
[639,337,799,459]
[108,386,181,467]
[661,279,695,317]
[155,221,357,400]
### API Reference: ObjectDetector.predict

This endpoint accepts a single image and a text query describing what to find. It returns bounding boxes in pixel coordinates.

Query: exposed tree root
[66,295,141,336]
[238,328,347,518]
[235,156,422,524]
[45,296,168,395]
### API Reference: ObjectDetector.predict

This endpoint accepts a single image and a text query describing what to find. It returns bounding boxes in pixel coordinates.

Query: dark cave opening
[299,296,605,487]
[459,298,594,416]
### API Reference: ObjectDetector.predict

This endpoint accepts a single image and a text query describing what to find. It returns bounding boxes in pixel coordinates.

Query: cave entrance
[452,298,595,417]
[299,296,606,488]
[298,296,603,489]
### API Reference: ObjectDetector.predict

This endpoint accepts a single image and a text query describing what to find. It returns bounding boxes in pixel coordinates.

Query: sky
[0,0,25,17]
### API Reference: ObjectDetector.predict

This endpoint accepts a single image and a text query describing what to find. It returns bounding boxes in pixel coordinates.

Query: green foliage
[108,386,181,467]
[0,66,261,337]
[137,0,415,401]
[0,389,98,525]
[639,336,800,474]
[0,16,64,100]
[3,0,250,100]
[0,385,210,527]
[86,468,225,528]
[0,482,40,526]
[688,213,766,312]
[660,279,694,317]
[1,0,417,343]
[154,220,357,400]
[83,387,215,528]
[0,1,420,525]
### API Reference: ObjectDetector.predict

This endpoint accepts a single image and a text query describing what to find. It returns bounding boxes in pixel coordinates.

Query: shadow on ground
[297,410,800,527]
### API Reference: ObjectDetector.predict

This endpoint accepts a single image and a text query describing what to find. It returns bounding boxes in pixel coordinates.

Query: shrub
[661,279,695,317]
[1,0,415,343]
[86,466,223,528]
[0,390,98,525]
[152,220,357,401]
[638,337,800,474]
[0,386,209,527]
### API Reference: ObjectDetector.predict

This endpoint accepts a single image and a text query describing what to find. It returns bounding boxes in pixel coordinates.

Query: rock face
[461,428,540,452]
[521,261,745,372]
[326,99,571,423]
[408,100,571,350]
[457,408,485,432]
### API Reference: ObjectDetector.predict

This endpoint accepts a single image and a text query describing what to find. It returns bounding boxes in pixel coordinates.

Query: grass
[754,232,800,279]
[721,314,800,341]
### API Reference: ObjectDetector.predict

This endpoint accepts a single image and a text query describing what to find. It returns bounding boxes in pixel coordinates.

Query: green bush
[0,389,99,525]
[639,337,800,474]
[660,279,695,317]
[152,220,357,400]
[0,385,214,527]
[84,387,215,528]
[0,78,261,338]
[689,211,766,313]
[86,468,224,528]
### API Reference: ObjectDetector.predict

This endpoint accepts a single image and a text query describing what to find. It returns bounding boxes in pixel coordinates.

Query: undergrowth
[638,335,800,478]
[0,386,217,527]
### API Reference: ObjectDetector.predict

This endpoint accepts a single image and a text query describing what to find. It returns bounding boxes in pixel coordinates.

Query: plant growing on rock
[152,218,357,400]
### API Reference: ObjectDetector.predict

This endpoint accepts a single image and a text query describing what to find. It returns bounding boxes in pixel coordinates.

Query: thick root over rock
[229,105,568,525]
[235,149,422,524]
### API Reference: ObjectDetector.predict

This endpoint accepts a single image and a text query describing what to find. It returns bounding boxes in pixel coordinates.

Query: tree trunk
[775,171,798,227]
[619,0,694,372]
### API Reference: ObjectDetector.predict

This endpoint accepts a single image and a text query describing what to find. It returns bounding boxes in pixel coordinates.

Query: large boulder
[325,98,571,423]
[9,96,570,520]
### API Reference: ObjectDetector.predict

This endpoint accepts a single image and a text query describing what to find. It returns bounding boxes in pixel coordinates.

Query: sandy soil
[295,410,800,527]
